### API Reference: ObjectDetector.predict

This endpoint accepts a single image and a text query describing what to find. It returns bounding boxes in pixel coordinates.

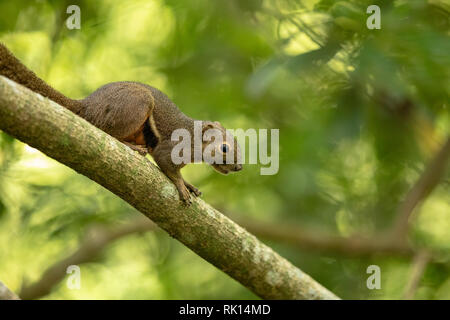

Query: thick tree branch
[16,134,450,299]
[0,76,338,300]
[20,215,412,300]
[21,139,447,300]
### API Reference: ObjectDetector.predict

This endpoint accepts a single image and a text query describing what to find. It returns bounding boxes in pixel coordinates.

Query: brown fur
[0,43,242,204]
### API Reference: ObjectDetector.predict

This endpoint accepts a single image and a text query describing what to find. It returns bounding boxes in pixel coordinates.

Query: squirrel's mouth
[212,164,242,175]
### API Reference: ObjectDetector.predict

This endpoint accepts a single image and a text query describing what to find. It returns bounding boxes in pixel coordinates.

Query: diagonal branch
[19,218,157,300]
[392,137,450,240]
[236,218,414,257]
[19,214,413,300]
[16,136,450,299]
[0,281,20,300]
[402,249,432,300]
[0,76,338,300]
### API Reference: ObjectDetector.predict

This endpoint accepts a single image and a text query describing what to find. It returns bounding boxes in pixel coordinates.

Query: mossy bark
[0,76,339,300]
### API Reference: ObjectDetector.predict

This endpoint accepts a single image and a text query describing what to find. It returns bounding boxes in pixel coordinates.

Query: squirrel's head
[202,121,242,175]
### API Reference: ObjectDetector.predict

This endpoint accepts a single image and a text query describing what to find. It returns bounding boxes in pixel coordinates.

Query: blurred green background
[0,0,449,299]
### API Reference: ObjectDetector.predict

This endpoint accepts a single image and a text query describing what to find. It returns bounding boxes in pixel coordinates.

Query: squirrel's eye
[221,144,229,153]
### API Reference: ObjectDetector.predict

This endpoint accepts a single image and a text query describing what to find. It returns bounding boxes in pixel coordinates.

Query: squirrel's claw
[184,181,202,197]
[177,184,193,205]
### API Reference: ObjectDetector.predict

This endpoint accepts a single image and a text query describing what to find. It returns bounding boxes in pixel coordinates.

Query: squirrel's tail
[0,43,82,113]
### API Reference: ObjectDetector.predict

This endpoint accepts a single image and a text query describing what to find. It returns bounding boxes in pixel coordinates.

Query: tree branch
[23,142,447,299]
[392,137,450,240]
[236,218,414,257]
[402,250,432,300]
[0,281,20,300]
[20,218,157,300]
[18,215,413,300]
[0,76,338,300]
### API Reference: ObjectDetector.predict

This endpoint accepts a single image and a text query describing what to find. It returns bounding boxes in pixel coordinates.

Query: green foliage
[0,0,448,299]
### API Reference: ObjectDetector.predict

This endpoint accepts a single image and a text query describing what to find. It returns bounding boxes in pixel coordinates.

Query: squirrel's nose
[234,164,242,171]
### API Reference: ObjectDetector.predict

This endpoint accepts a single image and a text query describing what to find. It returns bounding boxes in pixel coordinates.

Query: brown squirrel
[0,44,242,204]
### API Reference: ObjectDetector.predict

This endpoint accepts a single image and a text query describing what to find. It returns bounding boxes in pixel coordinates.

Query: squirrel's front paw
[184,181,202,197]
[177,185,192,205]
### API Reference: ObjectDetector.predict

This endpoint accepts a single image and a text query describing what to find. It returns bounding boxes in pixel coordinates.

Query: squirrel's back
[80,81,192,140]
[0,43,193,141]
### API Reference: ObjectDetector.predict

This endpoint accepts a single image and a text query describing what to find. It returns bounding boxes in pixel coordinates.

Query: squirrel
[0,43,242,204]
